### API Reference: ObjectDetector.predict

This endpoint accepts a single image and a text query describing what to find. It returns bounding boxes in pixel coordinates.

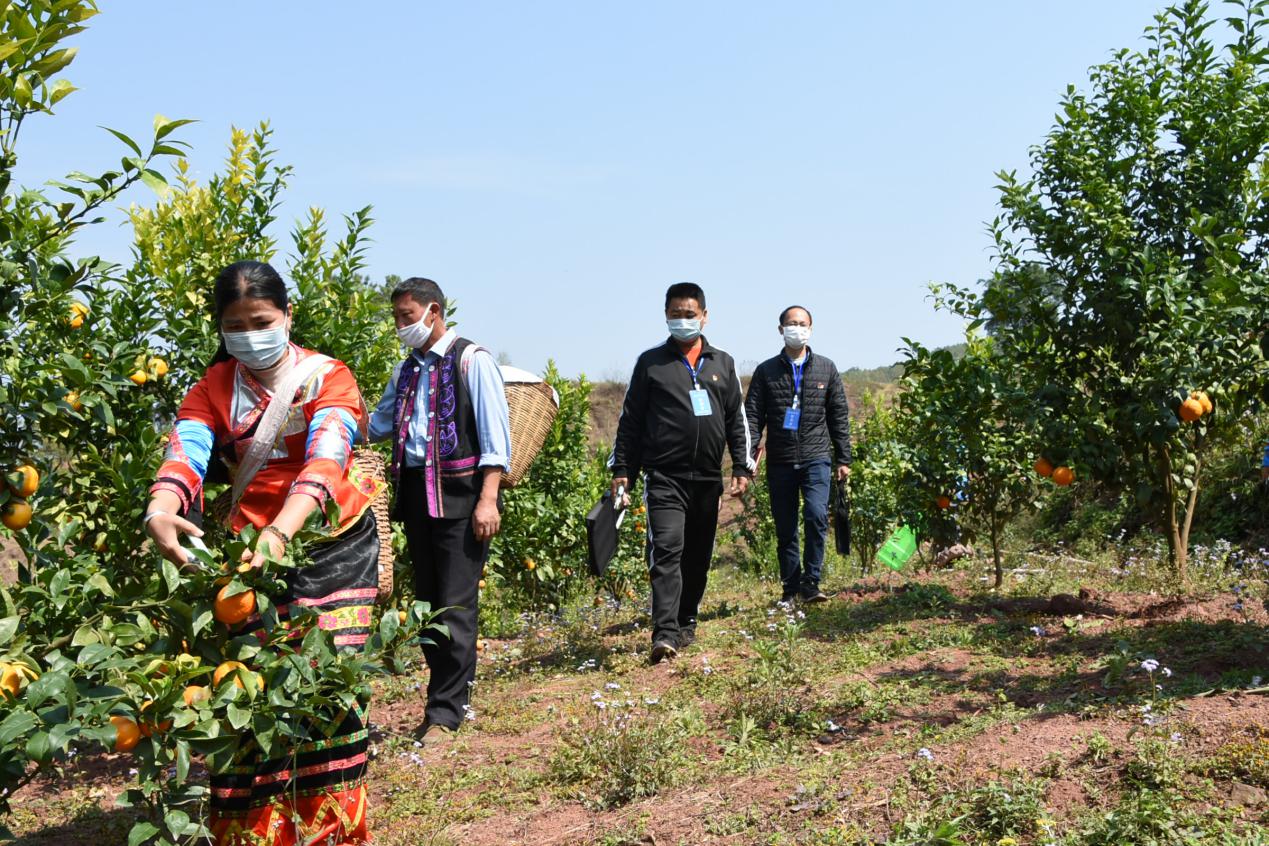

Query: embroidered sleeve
[150,372,219,513]
[291,361,364,508]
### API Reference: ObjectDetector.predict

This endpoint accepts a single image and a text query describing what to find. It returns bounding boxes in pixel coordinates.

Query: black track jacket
[610,337,756,482]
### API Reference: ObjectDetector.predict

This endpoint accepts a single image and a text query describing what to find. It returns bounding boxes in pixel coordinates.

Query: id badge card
[690,389,713,416]
[783,407,801,430]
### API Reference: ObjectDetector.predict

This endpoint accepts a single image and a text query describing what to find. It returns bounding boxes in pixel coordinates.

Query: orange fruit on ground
[0,664,22,698]
[1033,457,1054,478]
[213,584,256,625]
[64,390,82,411]
[12,465,38,498]
[1195,391,1213,415]
[110,715,141,753]
[935,495,951,510]
[213,660,263,691]
[129,370,148,386]
[182,685,211,707]
[1178,398,1203,422]
[139,701,173,737]
[1,500,32,531]
[1052,466,1075,486]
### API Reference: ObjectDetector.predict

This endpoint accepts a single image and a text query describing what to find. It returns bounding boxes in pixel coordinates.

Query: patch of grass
[1195,728,1269,788]
[549,688,691,809]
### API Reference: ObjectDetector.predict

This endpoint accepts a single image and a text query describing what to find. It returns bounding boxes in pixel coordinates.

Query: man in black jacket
[611,283,755,663]
[745,305,851,603]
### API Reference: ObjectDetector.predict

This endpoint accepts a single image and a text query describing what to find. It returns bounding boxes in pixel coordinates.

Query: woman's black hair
[209,261,289,365]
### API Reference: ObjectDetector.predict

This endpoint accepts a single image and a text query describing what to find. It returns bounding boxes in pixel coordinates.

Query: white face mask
[667,318,702,342]
[783,325,811,350]
[223,324,289,370]
[397,310,435,349]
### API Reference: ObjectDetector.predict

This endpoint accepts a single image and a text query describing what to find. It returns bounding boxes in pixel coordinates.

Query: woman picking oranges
[143,260,381,846]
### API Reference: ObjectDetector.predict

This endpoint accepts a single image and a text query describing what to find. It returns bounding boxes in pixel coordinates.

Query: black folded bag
[833,480,851,556]
[586,491,625,577]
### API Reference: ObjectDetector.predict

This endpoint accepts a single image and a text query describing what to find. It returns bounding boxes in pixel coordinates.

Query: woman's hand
[241,526,288,571]
[144,503,204,568]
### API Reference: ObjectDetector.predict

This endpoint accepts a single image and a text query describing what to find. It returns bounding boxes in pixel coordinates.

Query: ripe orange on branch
[935,495,951,510]
[139,700,173,737]
[11,465,39,497]
[110,715,141,753]
[213,660,263,691]
[213,584,256,625]
[1178,397,1203,422]
[1,500,32,531]
[1052,466,1075,486]
[1033,457,1054,478]
[0,664,23,698]
[182,685,211,707]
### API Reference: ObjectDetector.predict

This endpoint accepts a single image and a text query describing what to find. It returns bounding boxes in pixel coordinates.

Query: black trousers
[398,468,488,730]
[645,470,723,645]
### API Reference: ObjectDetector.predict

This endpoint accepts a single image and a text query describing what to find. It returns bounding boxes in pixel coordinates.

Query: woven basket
[501,369,560,488]
[204,447,395,603]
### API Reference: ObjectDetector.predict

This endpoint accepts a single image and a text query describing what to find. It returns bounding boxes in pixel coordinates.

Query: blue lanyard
[680,355,703,390]
[791,360,804,408]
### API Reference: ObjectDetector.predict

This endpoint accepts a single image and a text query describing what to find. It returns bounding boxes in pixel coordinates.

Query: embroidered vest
[390,337,484,518]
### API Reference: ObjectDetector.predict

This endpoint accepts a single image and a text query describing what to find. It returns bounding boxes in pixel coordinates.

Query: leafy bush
[486,364,647,620]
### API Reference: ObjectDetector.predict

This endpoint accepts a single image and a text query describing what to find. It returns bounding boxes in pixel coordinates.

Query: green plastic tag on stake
[877,525,917,572]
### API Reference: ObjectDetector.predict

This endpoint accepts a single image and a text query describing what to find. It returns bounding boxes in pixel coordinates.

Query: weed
[550,683,688,809]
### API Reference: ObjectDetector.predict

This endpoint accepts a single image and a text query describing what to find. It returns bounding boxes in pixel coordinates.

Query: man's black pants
[645,470,723,646]
[398,468,487,730]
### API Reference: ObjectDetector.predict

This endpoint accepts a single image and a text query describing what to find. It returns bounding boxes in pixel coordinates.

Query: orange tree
[934,0,1269,576]
[846,392,904,574]
[0,4,436,843]
[487,363,648,617]
[896,336,1039,588]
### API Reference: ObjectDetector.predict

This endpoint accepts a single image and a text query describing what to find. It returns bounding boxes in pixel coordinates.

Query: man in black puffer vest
[745,305,851,603]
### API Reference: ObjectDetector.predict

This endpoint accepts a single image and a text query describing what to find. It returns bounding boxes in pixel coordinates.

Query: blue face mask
[223,324,290,370]
[667,318,702,342]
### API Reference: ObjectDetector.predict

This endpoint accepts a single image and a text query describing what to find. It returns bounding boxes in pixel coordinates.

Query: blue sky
[17,1,1167,380]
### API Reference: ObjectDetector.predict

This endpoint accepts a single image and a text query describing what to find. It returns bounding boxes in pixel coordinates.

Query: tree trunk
[1156,444,1187,576]
[991,517,1003,589]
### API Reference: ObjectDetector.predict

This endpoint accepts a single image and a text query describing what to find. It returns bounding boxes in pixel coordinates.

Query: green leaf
[0,711,37,745]
[101,126,143,157]
[0,615,18,647]
[152,115,195,140]
[86,572,114,598]
[25,730,51,764]
[128,822,160,846]
[163,809,190,838]
[48,78,75,105]
[226,702,250,730]
[139,169,168,194]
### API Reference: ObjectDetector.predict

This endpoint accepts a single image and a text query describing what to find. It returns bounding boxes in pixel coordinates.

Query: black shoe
[677,628,696,649]
[800,590,830,604]
[650,640,678,664]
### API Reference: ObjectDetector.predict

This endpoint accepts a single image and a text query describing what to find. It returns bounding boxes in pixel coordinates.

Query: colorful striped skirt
[209,510,380,845]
